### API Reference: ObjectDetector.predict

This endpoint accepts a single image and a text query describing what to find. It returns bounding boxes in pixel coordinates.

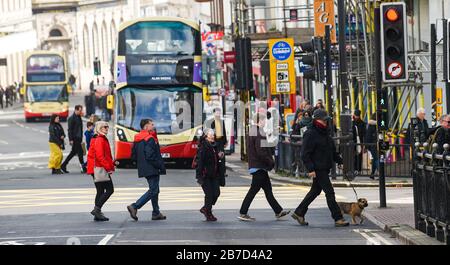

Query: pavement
[225,148,444,245]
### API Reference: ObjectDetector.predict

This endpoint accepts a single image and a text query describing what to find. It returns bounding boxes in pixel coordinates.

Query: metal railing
[413,142,450,244]
[276,134,413,179]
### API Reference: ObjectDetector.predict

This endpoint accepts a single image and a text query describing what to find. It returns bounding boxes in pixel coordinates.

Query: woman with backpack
[48,114,66,175]
[195,129,223,222]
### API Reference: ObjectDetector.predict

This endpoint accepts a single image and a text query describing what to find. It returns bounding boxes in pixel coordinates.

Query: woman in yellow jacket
[48,114,66,175]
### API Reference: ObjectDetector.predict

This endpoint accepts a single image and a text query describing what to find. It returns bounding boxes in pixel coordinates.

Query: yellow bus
[23,51,70,122]
[113,17,204,167]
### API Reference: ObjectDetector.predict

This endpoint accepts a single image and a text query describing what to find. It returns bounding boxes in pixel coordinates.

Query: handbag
[93,140,111,183]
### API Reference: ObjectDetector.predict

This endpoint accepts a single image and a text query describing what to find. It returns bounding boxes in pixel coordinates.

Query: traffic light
[93,58,101,76]
[380,2,408,83]
[297,37,324,82]
[445,20,450,82]
[234,37,253,90]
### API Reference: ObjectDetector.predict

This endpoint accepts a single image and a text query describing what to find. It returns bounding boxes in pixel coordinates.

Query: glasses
[102,126,109,129]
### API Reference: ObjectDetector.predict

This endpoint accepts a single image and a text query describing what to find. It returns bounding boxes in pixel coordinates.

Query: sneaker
[275,210,291,220]
[127,205,138,221]
[335,219,350,227]
[152,213,167,221]
[291,213,309,226]
[238,214,256,222]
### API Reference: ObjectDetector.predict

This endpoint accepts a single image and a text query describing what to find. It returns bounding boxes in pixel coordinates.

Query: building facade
[0,0,36,87]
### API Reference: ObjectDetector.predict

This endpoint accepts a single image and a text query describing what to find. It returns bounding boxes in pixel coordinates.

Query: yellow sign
[269,38,296,95]
[436,87,443,105]
[107,95,114,110]
[314,0,337,43]
[437,105,443,120]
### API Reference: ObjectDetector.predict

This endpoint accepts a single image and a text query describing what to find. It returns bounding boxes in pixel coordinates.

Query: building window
[49,29,63,37]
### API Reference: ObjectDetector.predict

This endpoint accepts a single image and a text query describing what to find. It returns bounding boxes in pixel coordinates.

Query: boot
[61,165,69,174]
[200,207,208,219]
[51,169,56,175]
[91,206,108,221]
[206,210,217,222]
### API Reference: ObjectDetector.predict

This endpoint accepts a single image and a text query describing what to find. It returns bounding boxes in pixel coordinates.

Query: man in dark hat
[291,109,349,227]
[352,109,366,176]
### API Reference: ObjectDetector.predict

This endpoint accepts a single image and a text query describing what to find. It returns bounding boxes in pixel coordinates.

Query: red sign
[224,51,236,64]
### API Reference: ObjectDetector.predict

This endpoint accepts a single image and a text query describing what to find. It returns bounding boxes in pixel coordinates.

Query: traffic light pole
[325,25,333,116]
[375,7,387,208]
[337,0,349,114]
[443,20,450,112]
[431,23,437,124]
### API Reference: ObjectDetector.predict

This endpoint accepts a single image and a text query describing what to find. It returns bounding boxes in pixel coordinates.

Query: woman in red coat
[87,121,117,221]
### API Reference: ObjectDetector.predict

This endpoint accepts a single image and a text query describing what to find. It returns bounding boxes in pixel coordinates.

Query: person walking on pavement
[48,114,66,175]
[86,121,117,222]
[127,119,167,221]
[196,129,223,221]
[209,108,228,186]
[0,86,4,109]
[365,114,378,179]
[238,113,290,222]
[352,109,366,176]
[291,109,349,227]
[61,105,86,174]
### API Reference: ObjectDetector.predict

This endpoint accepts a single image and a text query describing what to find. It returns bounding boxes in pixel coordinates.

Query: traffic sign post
[269,38,296,95]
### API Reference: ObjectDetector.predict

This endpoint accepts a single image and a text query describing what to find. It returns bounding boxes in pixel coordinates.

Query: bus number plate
[161,153,170,158]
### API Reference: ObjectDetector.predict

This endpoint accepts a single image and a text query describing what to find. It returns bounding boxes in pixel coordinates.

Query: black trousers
[239,170,283,215]
[354,151,363,172]
[201,178,221,211]
[94,178,114,209]
[62,139,84,167]
[295,170,343,221]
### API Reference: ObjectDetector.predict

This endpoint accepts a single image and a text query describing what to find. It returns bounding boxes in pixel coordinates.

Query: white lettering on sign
[276,63,288,70]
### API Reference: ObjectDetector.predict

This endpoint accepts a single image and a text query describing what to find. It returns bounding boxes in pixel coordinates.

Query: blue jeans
[132,175,160,216]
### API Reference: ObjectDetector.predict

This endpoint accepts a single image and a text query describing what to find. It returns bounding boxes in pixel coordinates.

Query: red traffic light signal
[380,2,408,83]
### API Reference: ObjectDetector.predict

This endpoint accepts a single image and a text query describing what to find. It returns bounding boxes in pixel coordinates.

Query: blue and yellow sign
[269,38,296,95]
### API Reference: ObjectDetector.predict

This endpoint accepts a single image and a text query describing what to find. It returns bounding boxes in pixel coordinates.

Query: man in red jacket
[127,119,167,221]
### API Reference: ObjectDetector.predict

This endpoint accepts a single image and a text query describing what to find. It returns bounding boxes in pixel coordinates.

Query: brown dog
[337,198,368,225]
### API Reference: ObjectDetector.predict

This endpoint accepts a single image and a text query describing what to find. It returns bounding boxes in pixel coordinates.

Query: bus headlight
[196,128,203,137]
[117,129,128,142]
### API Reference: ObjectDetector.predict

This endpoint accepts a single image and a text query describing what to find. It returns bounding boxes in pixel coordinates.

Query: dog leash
[343,175,359,201]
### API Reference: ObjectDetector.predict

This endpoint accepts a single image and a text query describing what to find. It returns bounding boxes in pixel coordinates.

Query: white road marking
[115,240,201,243]
[353,229,393,245]
[0,124,10,128]
[0,235,112,240]
[97,234,115,245]
[0,140,8,145]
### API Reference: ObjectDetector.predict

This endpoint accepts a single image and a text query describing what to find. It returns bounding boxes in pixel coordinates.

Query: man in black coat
[238,113,290,222]
[352,109,366,174]
[291,109,349,227]
[434,115,450,154]
[61,105,86,173]
[127,119,167,221]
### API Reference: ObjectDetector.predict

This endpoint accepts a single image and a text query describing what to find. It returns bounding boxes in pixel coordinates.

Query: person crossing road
[61,105,86,174]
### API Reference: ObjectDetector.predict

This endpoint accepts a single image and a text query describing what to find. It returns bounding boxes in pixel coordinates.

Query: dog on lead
[337,198,369,225]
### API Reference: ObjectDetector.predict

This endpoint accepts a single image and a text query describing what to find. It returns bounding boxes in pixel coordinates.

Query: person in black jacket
[352,109,366,175]
[208,108,227,186]
[61,105,86,173]
[365,114,378,179]
[415,108,430,143]
[291,109,349,227]
[238,113,290,222]
[434,115,450,154]
[196,129,223,221]
[127,119,167,221]
[48,114,66,175]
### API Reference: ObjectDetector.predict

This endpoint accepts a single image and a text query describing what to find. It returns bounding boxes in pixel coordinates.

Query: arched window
[92,23,99,62]
[49,29,63,37]
[101,22,108,63]
[110,20,117,51]
[83,25,90,67]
